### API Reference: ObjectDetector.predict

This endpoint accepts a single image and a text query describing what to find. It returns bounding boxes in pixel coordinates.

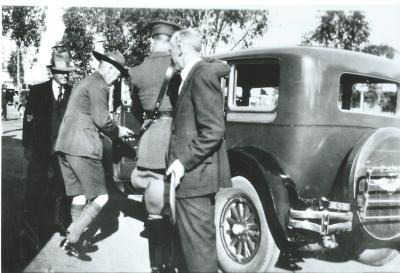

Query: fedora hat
[93,50,128,77]
[47,51,77,72]
[147,20,181,37]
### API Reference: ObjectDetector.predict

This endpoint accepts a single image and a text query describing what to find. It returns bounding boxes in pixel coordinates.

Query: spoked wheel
[220,193,261,264]
[216,176,279,272]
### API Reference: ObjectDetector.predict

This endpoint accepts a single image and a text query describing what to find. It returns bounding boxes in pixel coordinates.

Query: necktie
[57,86,63,103]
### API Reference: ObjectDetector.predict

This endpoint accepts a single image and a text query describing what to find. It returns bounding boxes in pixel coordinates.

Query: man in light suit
[166,28,232,272]
[55,50,133,261]
[22,51,76,235]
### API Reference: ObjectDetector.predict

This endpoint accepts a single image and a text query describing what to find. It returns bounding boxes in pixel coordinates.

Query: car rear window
[339,73,398,117]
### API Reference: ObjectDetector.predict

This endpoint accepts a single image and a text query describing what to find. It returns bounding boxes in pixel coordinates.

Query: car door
[111,77,142,192]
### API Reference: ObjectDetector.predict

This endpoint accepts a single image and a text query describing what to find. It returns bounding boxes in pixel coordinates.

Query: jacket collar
[174,60,206,113]
[93,71,108,87]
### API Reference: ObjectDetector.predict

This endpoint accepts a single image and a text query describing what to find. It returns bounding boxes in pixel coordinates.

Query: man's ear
[178,44,183,57]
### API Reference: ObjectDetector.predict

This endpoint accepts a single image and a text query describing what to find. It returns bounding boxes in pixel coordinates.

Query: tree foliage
[2,6,46,86]
[362,44,395,59]
[61,7,268,78]
[60,8,95,79]
[302,10,394,59]
[2,6,46,47]
[7,50,24,85]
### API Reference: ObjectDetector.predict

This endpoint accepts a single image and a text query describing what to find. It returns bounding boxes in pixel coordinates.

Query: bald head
[170,28,202,53]
[170,28,203,70]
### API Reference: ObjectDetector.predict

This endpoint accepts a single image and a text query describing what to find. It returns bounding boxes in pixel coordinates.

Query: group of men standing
[23,20,231,273]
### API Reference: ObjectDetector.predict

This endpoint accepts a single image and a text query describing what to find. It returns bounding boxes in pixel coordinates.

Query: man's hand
[166,159,185,188]
[118,125,134,140]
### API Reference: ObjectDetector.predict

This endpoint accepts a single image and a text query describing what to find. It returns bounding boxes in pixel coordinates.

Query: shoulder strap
[153,62,176,115]
[133,62,176,138]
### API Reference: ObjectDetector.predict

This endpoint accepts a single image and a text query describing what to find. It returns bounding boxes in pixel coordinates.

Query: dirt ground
[1,106,151,273]
[2,105,400,273]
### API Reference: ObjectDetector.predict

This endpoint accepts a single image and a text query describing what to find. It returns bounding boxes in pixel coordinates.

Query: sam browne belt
[142,110,173,120]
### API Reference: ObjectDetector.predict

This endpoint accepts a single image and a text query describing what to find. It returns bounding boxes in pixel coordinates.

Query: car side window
[230,61,280,112]
[339,73,398,117]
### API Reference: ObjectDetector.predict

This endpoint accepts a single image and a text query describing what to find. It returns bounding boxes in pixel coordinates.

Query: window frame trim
[338,71,400,119]
[227,58,281,113]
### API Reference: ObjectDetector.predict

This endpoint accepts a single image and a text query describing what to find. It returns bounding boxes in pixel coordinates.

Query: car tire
[357,248,399,266]
[215,176,280,272]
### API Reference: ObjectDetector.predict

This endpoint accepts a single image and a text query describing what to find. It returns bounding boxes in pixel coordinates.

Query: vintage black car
[113,46,400,272]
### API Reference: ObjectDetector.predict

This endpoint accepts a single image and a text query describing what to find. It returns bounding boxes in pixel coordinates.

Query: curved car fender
[228,146,296,249]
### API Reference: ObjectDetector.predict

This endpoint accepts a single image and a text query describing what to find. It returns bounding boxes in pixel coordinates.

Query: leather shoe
[139,227,149,238]
[275,252,302,271]
[82,239,99,253]
[60,238,92,261]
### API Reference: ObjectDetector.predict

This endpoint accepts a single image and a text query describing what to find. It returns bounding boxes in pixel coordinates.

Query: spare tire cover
[349,127,400,241]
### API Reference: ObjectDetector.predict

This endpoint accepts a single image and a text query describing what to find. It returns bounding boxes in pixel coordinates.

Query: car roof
[216,46,400,81]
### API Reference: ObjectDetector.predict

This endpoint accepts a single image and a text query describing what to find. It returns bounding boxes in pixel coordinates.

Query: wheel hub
[232,224,246,235]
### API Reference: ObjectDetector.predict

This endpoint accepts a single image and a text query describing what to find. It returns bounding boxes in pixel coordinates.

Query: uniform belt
[143,110,173,120]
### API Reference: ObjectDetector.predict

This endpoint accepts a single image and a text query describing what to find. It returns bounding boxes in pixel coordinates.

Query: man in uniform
[55,50,133,261]
[167,28,232,273]
[22,50,76,235]
[128,20,181,273]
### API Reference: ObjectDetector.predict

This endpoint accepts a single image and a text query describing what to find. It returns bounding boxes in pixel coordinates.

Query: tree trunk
[16,46,21,91]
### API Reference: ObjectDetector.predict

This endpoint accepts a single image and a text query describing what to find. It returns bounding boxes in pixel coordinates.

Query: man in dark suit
[22,51,76,235]
[166,28,232,272]
[55,50,133,261]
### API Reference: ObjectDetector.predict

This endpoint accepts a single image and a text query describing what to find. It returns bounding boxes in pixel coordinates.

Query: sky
[253,6,400,52]
[3,0,400,69]
[38,4,400,60]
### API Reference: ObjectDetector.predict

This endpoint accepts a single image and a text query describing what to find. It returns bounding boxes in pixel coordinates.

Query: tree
[302,10,394,59]
[61,7,269,78]
[60,8,95,80]
[2,6,46,88]
[7,50,24,86]
[362,44,395,59]
[302,11,370,50]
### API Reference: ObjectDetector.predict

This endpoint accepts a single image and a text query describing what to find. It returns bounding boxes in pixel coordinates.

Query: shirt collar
[52,79,63,100]
[180,57,202,83]
[52,79,62,92]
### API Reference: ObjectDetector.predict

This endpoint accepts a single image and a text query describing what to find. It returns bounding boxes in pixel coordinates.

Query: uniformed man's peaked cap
[147,20,181,37]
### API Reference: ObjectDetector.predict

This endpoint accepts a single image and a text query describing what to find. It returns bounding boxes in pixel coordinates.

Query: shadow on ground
[1,132,148,273]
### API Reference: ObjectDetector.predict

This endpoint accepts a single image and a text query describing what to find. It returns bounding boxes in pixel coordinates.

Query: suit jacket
[55,72,118,160]
[168,60,232,198]
[22,80,71,153]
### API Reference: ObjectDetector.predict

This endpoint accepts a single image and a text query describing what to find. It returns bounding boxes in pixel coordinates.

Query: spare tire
[349,127,400,241]
[341,127,400,265]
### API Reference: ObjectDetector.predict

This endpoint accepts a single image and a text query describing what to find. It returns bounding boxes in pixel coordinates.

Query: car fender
[228,146,297,249]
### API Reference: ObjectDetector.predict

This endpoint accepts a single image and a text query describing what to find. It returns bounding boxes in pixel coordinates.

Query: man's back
[55,71,118,160]
[129,51,173,112]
